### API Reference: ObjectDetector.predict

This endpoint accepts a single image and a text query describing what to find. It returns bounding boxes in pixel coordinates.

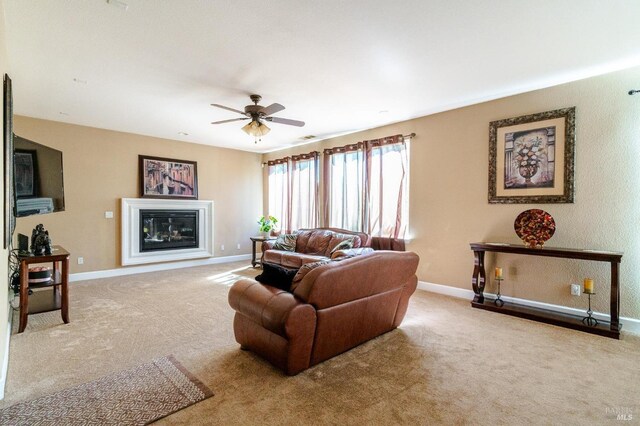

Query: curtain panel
[267,152,319,233]
[267,158,291,233]
[323,134,408,239]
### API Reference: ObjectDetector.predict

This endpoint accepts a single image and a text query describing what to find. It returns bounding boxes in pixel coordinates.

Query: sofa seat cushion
[263,250,329,269]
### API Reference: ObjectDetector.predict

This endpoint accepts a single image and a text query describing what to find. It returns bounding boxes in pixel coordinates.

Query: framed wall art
[488,107,575,204]
[139,155,198,199]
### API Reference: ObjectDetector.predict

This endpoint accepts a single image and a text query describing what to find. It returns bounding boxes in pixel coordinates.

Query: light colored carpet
[1,260,638,425]
[0,355,212,425]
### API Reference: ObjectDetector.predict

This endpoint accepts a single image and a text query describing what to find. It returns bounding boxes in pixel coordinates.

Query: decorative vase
[518,163,539,185]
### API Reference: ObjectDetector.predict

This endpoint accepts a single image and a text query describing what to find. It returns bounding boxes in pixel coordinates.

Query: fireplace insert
[140,210,198,252]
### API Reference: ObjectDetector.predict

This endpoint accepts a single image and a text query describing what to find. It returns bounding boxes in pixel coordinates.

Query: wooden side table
[249,236,276,267]
[17,245,70,333]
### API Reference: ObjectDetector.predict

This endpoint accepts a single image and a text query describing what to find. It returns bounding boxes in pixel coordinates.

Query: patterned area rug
[0,355,213,425]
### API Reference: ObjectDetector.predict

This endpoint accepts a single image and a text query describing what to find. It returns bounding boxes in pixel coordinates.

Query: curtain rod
[261,133,416,166]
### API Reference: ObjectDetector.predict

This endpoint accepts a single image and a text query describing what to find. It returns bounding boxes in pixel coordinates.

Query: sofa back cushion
[295,229,333,255]
[295,228,369,255]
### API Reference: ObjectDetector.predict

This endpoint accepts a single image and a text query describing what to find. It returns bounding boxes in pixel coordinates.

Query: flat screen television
[13,135,65,217]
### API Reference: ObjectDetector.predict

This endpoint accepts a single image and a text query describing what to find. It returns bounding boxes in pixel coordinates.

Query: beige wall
[13,116,263,273]
[264,66,640,319]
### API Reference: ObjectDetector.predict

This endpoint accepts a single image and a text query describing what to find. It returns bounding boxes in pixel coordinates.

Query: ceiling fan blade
[211,104,247,116]
[259,103,285,116]
[265,116,305,127]
[211,117,250,125]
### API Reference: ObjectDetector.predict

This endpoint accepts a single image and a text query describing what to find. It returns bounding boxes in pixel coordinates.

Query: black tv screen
[13,135,65,217]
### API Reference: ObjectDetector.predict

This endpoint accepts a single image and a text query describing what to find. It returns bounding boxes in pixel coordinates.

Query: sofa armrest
[330,247,374,260]
[228,279,315,337]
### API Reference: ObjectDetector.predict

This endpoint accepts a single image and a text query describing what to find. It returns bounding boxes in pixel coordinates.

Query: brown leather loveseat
[228,250,420,375]
[261,227,372,269]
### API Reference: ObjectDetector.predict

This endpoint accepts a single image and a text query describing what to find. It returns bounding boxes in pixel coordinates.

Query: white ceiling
[4,1,640,153]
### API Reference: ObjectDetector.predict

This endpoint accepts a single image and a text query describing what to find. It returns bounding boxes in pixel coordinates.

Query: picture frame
[14,149,38,198]
[3,74,14,248]
[139,155,198,199]
[488,107,575,204]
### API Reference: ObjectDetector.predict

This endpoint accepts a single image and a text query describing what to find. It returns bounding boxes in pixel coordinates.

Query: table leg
[610,261,620,331]
[472,250,486,304]
[18,261,29,333]
[61,257,69,324]
[251,240,258,267]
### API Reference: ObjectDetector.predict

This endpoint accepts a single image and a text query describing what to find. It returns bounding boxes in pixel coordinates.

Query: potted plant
[257,215,278,237]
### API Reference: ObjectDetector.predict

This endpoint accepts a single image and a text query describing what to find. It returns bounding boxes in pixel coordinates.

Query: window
[368,141,409,238]
[267,160,289,232]
[267,136,409,238]
[326,147,364,232]
[324,135,409,238]
[290,153,320,230]
[267,152,320,233]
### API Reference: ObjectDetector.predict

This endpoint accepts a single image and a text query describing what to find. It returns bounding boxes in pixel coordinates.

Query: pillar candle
[495,267,503,279]
[584,278,594,294]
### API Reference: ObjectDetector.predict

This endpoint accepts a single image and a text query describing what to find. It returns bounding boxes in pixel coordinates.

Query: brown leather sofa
[228,250,419,375]
[261,227,372,269]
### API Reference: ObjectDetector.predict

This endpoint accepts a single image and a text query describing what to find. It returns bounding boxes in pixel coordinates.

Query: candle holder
[582,292,598,327]
[494,277,504,307]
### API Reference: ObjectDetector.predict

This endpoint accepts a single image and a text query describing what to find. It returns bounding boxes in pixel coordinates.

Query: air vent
[300,135,316,140]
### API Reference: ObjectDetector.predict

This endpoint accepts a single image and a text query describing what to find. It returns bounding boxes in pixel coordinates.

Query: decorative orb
[514,209,555,248]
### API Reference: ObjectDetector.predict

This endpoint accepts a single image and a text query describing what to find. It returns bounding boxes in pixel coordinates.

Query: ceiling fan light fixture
[242,120,270,137]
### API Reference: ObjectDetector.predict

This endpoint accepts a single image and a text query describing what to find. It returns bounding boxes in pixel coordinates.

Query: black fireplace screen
[140,210,198,252]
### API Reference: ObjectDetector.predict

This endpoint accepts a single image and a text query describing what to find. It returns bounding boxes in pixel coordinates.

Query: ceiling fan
[211,94,305,141]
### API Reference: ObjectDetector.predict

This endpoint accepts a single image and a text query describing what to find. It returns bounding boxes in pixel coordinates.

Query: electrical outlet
[105,211,114,219]
[237,243,241,250]
[220,244,225,251]
[570,284,581,296]
[77,257,84,265]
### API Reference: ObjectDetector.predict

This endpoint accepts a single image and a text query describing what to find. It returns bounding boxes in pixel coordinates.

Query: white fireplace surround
[121,198,214,266]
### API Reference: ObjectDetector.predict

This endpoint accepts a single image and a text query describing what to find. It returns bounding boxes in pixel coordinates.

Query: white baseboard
[69,254,252,283]
[0,310,12,400]
[417,281,640,334]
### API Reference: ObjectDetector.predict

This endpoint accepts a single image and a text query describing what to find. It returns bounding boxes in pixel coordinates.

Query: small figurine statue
[31,224,52,255]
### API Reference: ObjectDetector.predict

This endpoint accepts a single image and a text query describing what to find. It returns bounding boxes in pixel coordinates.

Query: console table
[470,242,622,339]
[17,245,70,333]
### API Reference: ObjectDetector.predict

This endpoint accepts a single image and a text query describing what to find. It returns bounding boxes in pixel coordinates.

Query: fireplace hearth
[140,210,198,252]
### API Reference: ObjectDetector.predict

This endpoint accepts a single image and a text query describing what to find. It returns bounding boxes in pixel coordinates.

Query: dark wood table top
[470,242,622,263]
[17,245,70,261]
[250,236,277,242]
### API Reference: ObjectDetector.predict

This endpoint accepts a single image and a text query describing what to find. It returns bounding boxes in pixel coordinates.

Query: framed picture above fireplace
[139,155,198,200]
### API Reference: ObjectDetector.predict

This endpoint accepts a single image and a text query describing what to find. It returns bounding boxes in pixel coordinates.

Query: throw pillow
[272,233,297,252]
[330,237,354,254]
[291,259,332,291]
[255,263,298,291]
